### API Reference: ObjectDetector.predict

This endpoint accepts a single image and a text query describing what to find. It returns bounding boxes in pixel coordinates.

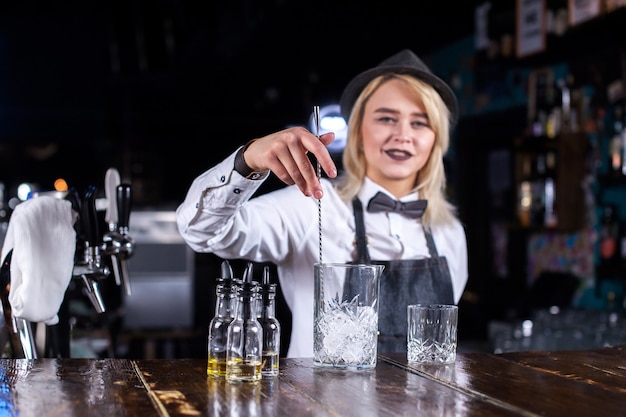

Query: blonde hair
[335,73,457,228]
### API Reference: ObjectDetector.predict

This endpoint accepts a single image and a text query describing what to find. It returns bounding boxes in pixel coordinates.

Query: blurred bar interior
[1,0,626,358]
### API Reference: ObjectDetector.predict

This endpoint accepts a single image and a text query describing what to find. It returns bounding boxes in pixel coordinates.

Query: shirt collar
[358,177,420,203]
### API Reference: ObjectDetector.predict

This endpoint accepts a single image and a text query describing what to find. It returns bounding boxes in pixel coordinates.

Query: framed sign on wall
[516,0,546,58]
[568,0,601,26]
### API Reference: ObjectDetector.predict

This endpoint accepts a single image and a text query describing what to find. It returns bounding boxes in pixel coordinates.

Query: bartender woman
[176,49,468,357]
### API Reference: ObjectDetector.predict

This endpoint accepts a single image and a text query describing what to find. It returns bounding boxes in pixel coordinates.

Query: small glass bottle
[207,261,236,378]
[610,107,623,176]
[258,266,280,378]
[226,263,262,383]
[600,205,619,266]
[544,151,558,228]
[518,155,533,227]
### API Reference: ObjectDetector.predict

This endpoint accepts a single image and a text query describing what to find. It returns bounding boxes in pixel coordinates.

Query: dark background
[0,0,477,205]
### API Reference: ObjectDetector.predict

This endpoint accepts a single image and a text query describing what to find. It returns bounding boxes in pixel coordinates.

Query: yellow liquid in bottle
[225,357,262,382]
[207,357,227,378]
[261,353,279,377]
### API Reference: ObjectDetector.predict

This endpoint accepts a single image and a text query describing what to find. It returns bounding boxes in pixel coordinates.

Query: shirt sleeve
[175,147,269,253]
[175,148,319,263]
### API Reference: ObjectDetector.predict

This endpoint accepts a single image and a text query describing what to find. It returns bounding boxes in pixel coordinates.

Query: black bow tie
[366,192,427,219]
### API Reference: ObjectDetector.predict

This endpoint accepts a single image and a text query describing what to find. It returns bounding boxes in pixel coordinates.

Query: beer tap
[0,250,37,359]
[113,183,134,296]
[72,186,110,314]
[101,168,126,293]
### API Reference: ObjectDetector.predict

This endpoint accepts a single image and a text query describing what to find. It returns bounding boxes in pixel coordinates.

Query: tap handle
[81,186,99,247]
[117,183,132,232]
[65,188,82,214]
[65,189,81,228]
[104,168,121,226]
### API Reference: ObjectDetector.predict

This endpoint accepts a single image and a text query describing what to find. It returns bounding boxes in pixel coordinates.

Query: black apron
[352,198,454,353]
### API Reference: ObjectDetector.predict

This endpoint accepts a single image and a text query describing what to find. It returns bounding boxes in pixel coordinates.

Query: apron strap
[352,198,371,263]
[423,226,439,257]
[352,198,438,259]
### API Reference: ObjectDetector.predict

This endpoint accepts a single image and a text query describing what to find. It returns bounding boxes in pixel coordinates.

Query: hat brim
[339,65,459,127]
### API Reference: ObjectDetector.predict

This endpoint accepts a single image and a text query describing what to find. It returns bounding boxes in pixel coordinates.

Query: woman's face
[360,78,436,197]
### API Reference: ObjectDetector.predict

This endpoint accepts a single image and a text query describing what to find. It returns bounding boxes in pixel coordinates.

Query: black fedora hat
[339,49,458,127]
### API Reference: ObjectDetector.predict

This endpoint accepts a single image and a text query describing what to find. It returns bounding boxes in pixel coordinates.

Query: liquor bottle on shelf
[531,153,547,227]
[546,0,569,37]
[517,154,533,227]
[544,151,558,228]
[532,110,547,137]
[546,78,564,139]
[620,103,626,176]
[566,74,577,122]
[546,106,561,139]
[609,107,623,176]
[529,69,554,138]
[599,205,619,267]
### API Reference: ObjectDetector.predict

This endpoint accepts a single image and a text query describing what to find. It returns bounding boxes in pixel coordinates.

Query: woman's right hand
[243,127,337,199]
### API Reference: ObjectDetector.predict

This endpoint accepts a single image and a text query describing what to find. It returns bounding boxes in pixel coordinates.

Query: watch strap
[234,140,266,180]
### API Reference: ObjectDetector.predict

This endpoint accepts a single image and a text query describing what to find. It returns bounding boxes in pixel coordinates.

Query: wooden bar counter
[0,345,624,416]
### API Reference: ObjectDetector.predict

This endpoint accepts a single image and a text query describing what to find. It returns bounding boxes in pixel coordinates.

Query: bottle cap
[260,265,276,306]
[238,262,259,298]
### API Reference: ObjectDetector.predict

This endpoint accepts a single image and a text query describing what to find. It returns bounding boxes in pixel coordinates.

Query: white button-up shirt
[176,149,468,358]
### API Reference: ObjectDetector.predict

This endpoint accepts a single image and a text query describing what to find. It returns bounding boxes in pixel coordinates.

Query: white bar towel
[1,196,76,325]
